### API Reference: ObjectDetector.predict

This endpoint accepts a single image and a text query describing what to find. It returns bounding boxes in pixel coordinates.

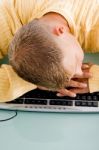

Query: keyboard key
[81,101,88,106]
[75,95,81,100]
[50,100,73,106]
[87,102,93,107]
[93,96,98,101]
[75,101,87,107]
[6,98,24,104]
[75,101,98,107]
[25,99,47,105]
[66,101,73,106]
[81,96,87,100]
[75,101,81,106]
[92,102,98,107]
[87,96,92,100]
[49,100,55,105]
[57,101,63,105]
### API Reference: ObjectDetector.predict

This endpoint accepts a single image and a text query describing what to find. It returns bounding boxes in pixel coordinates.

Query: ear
[52,26,65,36]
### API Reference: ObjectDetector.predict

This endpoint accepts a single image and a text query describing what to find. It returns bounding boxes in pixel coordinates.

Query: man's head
[8,13,84,90]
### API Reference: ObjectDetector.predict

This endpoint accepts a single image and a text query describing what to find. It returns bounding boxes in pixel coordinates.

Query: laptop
[0,89,99,113]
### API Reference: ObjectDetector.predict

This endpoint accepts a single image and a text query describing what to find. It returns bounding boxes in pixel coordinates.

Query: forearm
[0,64,37,102]
[89,65,99,93]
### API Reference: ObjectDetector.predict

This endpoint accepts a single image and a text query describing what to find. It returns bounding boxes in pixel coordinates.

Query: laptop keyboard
[6,89,99,107]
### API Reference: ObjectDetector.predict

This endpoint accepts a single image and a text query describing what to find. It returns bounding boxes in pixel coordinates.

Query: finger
[73,72,92,79]
[69,80,87,88]
[70,88,89,94]
[58,89,76,97]
[82,63,90,69]
[82,62,94,69]
[81,72,92,78]
[37,86,50,91]
[56,93,66,97]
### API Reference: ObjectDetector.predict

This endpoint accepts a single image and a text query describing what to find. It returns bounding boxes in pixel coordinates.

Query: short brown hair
[8,19,69,90]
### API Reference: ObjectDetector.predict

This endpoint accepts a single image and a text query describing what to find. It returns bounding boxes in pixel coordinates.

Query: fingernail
[72,94,76,97]
[57,93,63,97]
[84,65,89,68]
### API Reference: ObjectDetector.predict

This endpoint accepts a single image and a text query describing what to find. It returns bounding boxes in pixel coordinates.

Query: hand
[37,63,93,97]
[56,62,93,97]
[37,81,87,97]
[37,71,90,97]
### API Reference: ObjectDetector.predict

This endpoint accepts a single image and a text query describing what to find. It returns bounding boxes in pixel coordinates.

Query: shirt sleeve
[89,65,99,93]
[0,64,37,102]
[0,0,23,59]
